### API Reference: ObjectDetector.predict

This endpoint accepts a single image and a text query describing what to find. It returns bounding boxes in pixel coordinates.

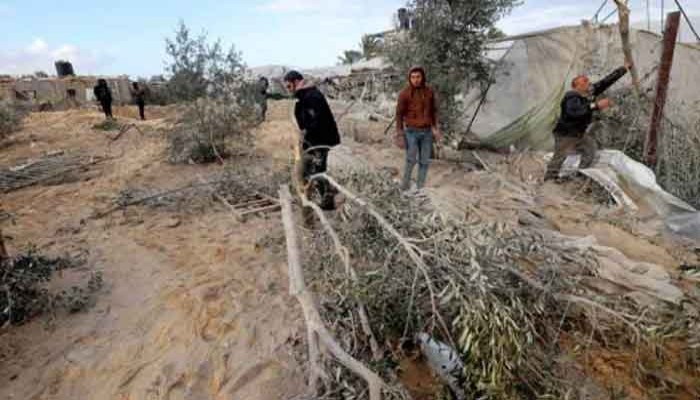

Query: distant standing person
[93,79,113,120]
[131,82,146,120]
[257,76,269,121]
[545,62,632,181]
[395,66,442,192]
[284,70,340,210]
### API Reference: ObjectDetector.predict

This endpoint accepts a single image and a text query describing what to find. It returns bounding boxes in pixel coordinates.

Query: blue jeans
[402,128,433,190]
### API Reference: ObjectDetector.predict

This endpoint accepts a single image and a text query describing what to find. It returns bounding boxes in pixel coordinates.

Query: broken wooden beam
[613,0,641,94]
[645,11,681,166]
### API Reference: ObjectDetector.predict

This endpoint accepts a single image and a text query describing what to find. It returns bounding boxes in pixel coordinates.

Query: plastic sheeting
[461,24,700,150]
[556,149,700,241]
[546,232,685,305]
[416,333,466,400]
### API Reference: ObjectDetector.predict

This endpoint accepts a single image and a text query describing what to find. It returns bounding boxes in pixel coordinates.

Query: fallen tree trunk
[299,193,382,361]
[278,185,386,400]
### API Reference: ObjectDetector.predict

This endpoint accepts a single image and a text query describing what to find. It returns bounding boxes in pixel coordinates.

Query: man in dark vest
[93,79,113,120]
[545,62,632,181]
[284,70,340,210]
[257,76,269,121]
[131,82,146,120]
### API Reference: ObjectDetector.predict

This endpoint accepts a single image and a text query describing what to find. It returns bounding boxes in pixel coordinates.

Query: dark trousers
[137,101,145,120]
[100,100,113,119]
[260,99,267,121]
[545,134,598,180]
[303,148,335,210]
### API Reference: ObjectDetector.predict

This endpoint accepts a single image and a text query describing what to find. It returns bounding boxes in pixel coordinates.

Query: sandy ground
[0,103,306,400]
[0,100,697,399]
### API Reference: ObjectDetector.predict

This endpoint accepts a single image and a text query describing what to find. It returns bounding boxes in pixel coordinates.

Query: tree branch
[300,195,382,361]
[613,0,641,95]
[279,185,386,400]
[308,173,455,346]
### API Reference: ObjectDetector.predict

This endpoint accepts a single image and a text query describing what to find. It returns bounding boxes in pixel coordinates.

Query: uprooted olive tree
[164,21,262,164]
[278,167,700,400]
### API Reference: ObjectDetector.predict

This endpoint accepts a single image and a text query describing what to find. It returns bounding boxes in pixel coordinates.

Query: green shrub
[0,100,29,138]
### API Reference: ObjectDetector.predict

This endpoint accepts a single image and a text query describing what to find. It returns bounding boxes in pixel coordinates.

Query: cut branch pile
[279,167,700,399]
[1,248,102,327]
[0,153,106,193]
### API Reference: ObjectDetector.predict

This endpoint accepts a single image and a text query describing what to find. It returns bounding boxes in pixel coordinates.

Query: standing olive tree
[387,0,519,136]
[164,20,249,102]
[164,21,260,163]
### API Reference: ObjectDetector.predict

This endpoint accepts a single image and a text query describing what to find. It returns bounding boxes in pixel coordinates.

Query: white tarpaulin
[556,149,700,241]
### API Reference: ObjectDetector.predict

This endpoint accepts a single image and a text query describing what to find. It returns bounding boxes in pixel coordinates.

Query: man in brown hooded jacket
[395,66,442,191]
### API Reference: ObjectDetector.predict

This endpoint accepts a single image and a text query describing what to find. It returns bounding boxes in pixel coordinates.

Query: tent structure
[461,23,700,151]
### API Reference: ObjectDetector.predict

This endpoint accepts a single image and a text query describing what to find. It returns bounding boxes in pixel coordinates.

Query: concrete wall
[12,76,133,106]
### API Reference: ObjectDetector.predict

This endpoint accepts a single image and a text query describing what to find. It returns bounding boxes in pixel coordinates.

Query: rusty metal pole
[645,11,681,166]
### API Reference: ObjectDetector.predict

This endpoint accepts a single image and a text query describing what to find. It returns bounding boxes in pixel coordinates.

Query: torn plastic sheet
[547,150,699,241]
[416,333,466,400]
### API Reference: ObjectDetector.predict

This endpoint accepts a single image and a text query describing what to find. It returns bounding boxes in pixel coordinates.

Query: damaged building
[2,76,133,110]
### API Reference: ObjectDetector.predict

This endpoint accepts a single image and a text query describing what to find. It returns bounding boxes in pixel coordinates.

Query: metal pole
[646,11,681,166]
[464,45,515,137]
[593,0,609,22]
[601,8,618,24]
[647,0,651,30]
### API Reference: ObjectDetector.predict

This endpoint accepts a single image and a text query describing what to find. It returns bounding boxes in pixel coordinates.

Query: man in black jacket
[544,62,632,181]
[284,70,340,210]
[257,76,269,121]
[131,82,146,120]
[93,79,114,120]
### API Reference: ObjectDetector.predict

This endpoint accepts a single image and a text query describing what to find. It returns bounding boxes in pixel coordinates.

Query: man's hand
[596,98,611,110]
[433,129,443,143]
[624,61,633,71]
[394,129,406,149]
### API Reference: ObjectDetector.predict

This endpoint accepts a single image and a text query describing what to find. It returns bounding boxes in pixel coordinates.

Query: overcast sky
[1,0,698,77]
